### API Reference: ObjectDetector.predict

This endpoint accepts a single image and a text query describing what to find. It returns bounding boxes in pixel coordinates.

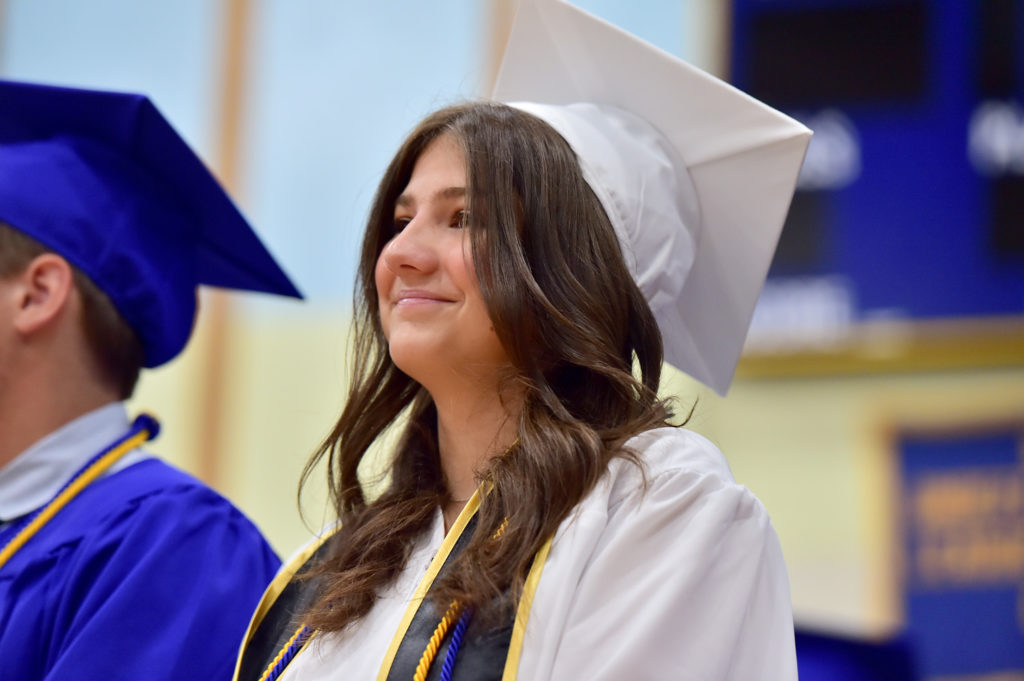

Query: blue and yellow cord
[413,517,507,680]
[414,600,462,681]
[258,625,313,681]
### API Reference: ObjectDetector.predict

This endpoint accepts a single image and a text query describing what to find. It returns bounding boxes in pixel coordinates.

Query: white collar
[0,402,148,524]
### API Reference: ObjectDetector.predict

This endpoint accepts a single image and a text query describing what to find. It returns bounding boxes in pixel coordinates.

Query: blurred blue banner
[900,428,1024,677]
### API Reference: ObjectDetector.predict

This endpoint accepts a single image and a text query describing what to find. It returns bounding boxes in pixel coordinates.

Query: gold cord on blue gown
[0,413,159,572]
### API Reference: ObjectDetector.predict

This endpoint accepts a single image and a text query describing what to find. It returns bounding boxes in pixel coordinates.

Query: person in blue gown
[0,79,303,680]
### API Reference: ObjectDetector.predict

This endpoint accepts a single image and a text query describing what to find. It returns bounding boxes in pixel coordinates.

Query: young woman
[233,101,798,681]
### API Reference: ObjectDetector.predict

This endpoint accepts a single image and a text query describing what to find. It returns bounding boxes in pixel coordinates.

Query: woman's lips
[394,289,454,306]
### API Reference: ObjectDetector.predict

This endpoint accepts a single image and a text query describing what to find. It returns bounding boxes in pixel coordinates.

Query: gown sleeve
[22,478,280,681]
[539,434,797,681]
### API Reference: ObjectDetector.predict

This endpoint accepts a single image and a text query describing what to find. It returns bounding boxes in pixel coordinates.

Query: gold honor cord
[0,423,154,572]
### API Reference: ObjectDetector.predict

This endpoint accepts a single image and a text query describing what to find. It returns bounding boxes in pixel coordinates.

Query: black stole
[384,514,514,681]
[235,537,334,681]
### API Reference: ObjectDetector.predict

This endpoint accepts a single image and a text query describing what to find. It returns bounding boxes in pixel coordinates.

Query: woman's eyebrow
[436,186,466,201]
[395,186,466,209]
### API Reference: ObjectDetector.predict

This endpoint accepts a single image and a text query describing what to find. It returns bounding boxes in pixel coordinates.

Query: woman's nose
[381,218,439,275]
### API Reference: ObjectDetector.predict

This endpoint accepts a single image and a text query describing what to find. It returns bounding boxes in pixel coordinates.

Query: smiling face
[374,134,510,391]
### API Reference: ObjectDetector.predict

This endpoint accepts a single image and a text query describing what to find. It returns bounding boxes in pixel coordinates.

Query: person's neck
[0,361,118,471]
[432,382,521,505]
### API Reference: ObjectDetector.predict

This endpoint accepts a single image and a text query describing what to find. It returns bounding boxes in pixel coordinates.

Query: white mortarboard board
[492,0,811,396]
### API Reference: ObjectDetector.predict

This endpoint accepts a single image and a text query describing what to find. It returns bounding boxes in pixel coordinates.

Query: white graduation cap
[492,0,811,396]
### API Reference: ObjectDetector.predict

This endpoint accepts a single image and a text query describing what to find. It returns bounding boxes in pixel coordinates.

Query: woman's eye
[451,210,469,229]
[393,217,411,233]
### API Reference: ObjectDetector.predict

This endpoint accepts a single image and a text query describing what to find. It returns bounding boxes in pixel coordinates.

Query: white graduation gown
[282,427,797,680]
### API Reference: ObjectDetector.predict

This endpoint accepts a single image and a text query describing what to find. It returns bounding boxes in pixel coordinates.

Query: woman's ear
[11,253,75,336]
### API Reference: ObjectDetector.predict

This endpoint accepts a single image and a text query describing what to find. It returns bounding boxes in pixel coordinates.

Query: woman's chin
[387,340,442,381]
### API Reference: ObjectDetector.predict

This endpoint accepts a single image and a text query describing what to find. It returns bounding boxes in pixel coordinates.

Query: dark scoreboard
[731,0,1024,324]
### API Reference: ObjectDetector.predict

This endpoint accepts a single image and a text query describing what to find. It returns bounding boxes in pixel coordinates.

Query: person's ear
[11,253,75,336]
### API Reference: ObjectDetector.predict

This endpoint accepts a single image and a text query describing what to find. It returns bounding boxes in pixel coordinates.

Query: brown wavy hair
[301,102,676,631]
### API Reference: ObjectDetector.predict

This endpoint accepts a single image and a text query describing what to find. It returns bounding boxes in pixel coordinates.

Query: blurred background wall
[3,1,1022,678]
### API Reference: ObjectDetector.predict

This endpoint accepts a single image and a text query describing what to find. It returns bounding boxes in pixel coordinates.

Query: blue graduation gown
[0,458,281,681]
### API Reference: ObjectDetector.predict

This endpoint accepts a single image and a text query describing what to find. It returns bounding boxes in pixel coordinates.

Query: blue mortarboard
[0,79,302,367]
